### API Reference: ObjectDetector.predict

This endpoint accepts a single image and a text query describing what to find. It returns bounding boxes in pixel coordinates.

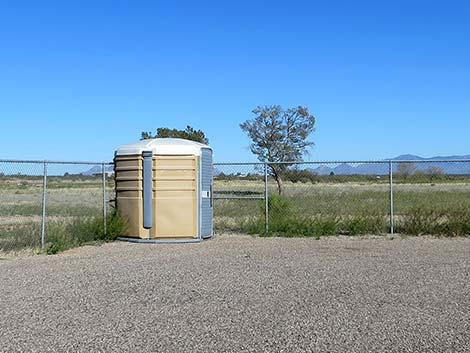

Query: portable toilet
[114,138,213,242]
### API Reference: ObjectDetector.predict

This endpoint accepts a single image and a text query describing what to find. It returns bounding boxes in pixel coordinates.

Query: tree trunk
[275,174,284,195]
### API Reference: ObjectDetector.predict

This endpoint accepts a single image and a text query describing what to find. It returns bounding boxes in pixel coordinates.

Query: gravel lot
[1,234,469,352]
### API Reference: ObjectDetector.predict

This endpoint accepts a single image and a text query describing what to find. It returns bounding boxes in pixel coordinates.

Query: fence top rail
[214,159,470,166]
[2,158,470,166]
[0,159,114,165]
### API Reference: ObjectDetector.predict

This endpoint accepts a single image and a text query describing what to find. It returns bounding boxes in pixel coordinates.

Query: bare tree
[425,166,444,182]
[396,162,417,181]
[240,105,316,194]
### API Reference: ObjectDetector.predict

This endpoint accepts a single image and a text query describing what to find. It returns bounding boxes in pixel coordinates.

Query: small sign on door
[202,190,211,198]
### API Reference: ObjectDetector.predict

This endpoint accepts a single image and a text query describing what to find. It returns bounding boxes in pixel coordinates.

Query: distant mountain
[390,154,425,161]
[308,155,470,175]
[91,155,470,177]
[83,165,114,176]
[391,154,470,161]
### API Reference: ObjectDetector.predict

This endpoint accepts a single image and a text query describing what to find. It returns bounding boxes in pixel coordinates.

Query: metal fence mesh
[213,163,264,232]
[0,160,113,254]
[269,162,391,235]
[392,161,470,235]
[214,160,470,237]
[0,162,44,252]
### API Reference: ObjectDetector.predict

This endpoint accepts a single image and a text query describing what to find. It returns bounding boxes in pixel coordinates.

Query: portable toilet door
[151,153,198,239]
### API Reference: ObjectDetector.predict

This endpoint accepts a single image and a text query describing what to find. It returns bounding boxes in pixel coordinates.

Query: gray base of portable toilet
[116,236,203,244]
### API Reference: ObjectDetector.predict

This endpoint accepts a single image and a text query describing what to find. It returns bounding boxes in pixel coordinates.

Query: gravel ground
[1,234,469,352]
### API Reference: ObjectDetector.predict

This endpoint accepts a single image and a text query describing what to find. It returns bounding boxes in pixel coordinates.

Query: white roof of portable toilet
[115,138,211,156]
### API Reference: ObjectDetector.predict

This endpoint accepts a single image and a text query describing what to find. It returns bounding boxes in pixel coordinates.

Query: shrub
[284,169,318,183]
[445,211,470,237]
[242,215,338,238]
[397,207,443,236]
[339,216,388,236]
[397,207,470,237]
[46,211,128,254]
[0,222,42,251]
[261,194,291,218]
[46,224,75,254]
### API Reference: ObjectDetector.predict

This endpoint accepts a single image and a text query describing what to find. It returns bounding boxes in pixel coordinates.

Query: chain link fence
[2,158,470,253]
[214,160,470,237]
[0,160,114,254]
[213,163,266,232]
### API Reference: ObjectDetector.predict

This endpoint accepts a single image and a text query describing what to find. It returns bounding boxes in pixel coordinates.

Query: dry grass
[2,175,470,253]
[214,179,470,237]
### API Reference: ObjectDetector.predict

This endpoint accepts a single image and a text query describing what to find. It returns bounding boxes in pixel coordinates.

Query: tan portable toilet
[114,138,213,243]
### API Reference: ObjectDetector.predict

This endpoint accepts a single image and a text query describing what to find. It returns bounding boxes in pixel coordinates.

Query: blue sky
[0,0,469,162]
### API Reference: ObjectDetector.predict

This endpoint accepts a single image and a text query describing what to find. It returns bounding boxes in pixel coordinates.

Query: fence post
[102,163,107,236]
[40,161,47,249]
[389,160,394,234]
[264,162,269,233]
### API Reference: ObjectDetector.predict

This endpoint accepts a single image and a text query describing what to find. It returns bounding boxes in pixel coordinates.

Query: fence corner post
[102,163,107,236]
[389,160,394,235]
[264,162,269,233]
[41,161,47,249]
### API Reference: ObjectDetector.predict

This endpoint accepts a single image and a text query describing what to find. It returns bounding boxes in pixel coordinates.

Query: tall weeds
[45,211,128,254]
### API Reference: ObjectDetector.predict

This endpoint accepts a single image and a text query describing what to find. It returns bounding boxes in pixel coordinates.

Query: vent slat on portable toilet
[114,138,213,243]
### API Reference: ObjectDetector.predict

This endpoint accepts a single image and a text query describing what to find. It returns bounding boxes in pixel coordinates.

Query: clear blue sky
[1,0,469,162]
